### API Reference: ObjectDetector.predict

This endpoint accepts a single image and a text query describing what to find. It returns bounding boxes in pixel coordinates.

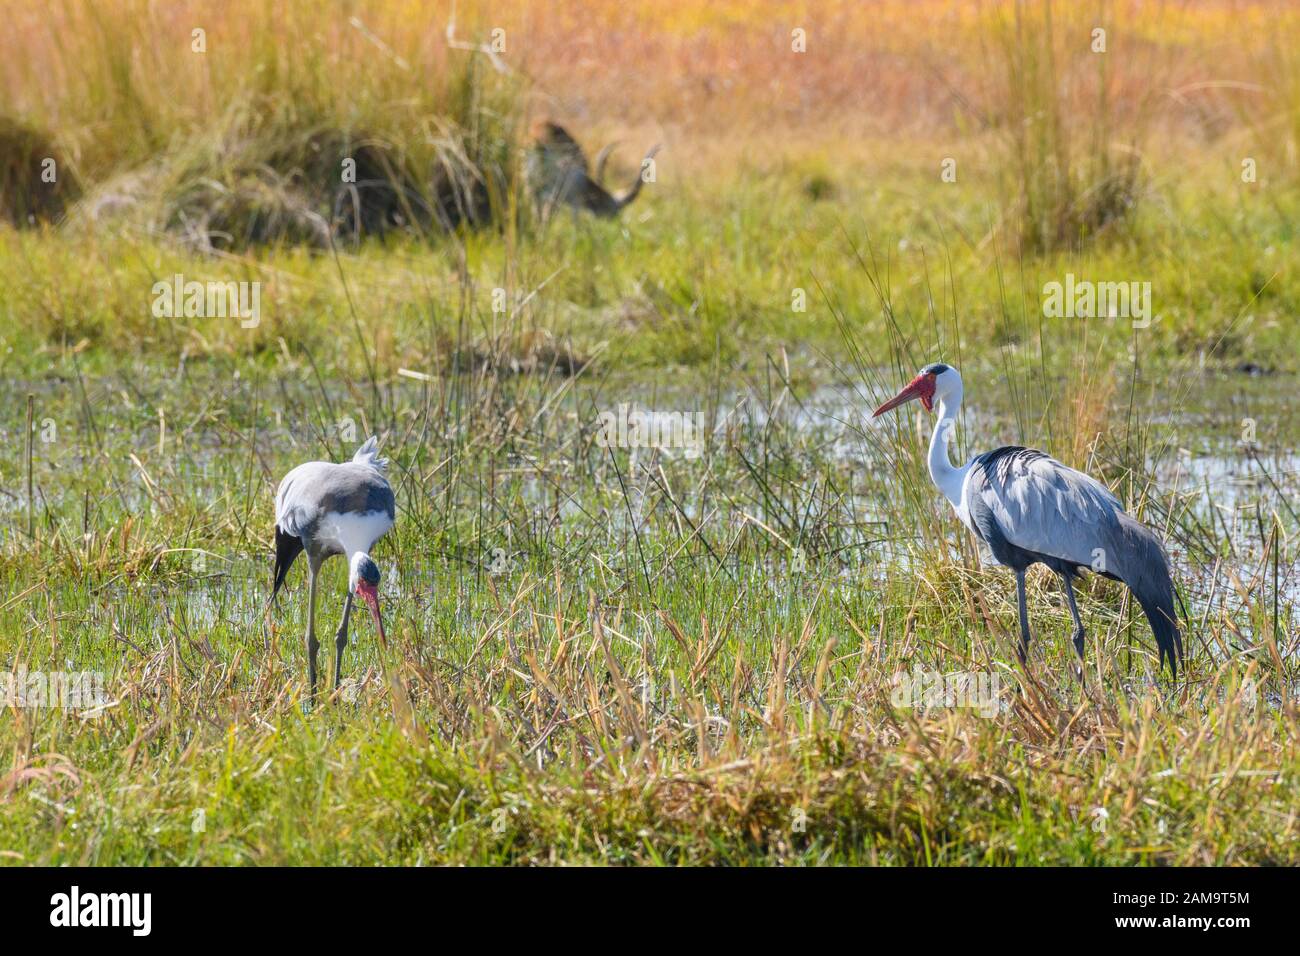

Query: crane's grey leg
[333,591,354,692]
[1061,573,1086,681]
[305,560,320,708]
[1015,570,1031,665]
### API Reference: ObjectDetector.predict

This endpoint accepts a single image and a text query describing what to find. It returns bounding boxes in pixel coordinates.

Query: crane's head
[349,552,388,648]
[872,363,960,417]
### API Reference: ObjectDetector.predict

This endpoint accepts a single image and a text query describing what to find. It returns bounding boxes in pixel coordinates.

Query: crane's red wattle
[357,581,380,612]
[356,581,388,648]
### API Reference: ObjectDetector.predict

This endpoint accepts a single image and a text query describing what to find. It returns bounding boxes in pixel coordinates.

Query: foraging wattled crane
[873,364,1184,680]
[271,436,395,703]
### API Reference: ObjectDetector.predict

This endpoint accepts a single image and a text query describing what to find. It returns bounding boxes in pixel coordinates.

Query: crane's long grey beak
[873,377,925,417]
[357,582,388,649]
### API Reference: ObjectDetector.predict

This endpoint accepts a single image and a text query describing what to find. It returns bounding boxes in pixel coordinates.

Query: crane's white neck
[928,386,965,508]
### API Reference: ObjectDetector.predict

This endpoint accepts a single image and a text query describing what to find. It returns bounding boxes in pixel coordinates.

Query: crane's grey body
[276,457,395,565]
[964,446,1122,575]
[962,445,1182,677]
[873,364,1183,679]
[272,437,395,703]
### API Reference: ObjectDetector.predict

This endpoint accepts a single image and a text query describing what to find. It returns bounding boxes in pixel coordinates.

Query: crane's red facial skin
[872,372,937,417]
[355,581,388,648]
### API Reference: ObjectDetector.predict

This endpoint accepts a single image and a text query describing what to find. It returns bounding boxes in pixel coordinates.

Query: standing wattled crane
[873,363,1183,680]
[271,436,395,703]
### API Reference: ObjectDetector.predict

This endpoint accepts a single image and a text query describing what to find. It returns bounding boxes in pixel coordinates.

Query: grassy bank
[1,150,1294,373]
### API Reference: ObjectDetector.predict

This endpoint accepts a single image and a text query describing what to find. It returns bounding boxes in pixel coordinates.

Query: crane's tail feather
[1112,515,1184,680]
[1133,585,1183,681]
[271,526,303,606]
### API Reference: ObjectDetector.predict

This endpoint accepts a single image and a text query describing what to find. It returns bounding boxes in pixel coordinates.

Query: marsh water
[3,360,1296,662]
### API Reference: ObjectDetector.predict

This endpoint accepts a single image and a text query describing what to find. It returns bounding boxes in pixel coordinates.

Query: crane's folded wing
[969,446,1124,569]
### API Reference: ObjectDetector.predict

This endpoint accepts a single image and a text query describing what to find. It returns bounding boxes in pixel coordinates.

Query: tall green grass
[981,0,1151,253]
